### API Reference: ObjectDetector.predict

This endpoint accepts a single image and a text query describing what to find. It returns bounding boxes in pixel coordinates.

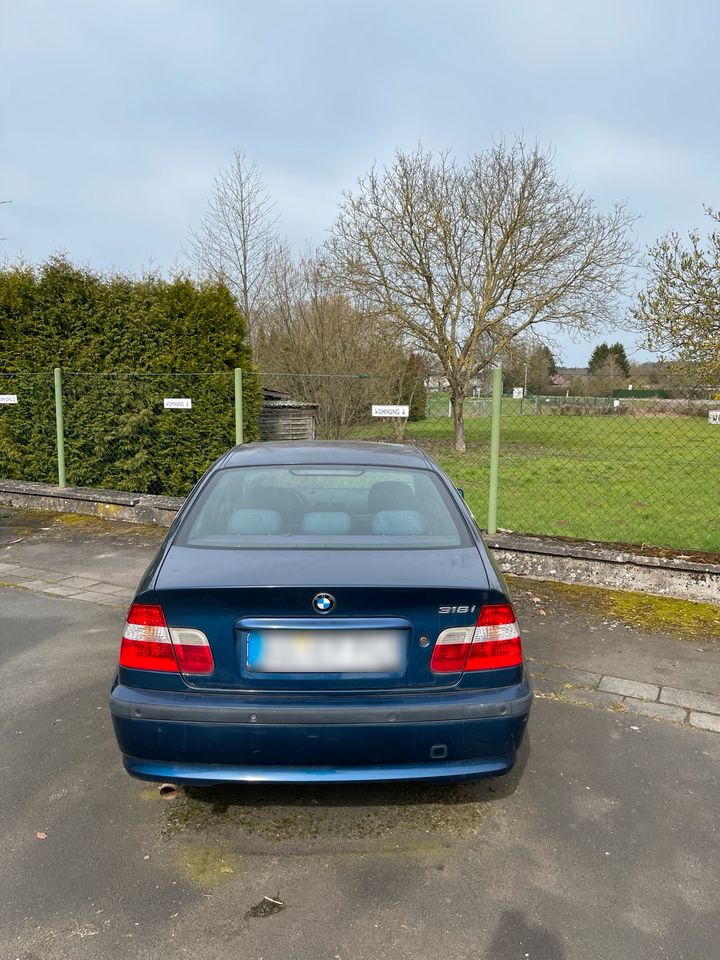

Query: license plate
[247,629,405,674]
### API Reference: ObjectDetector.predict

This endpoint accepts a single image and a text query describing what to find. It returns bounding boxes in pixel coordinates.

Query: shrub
[0,257,260,495]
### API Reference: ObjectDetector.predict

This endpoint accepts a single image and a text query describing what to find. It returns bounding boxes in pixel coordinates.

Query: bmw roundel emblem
[313,593,335,614]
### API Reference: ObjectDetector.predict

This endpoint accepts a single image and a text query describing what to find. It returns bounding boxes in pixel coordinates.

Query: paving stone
[688,712,720,733]
[562,689,624,709]
[70,591,126,607]
[599,676,659,701]
[26,569,68,583]
[15,570,68,584]
[56,576,102,590]
[0,566,47,580]
[623,699,687,723]
[543,665,601,689]
[94,595,127,607]
[660,687,720,716]
[527,664,548,679]
[0,572,32,584]
[42,584,86,597]
[97,584,133,599]
[531,678,565,695]
[18,580,60,593]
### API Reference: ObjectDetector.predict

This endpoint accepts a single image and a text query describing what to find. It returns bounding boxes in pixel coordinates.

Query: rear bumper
[122,754,518,785]
[110,676,532,785]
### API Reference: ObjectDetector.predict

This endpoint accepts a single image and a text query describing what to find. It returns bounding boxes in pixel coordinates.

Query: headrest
[245,485,298,520]
[371,510,425,536]
[227,509,282,535]
[367,480,413,513]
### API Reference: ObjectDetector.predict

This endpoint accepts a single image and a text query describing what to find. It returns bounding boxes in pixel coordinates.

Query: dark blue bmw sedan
[110,441,532,785]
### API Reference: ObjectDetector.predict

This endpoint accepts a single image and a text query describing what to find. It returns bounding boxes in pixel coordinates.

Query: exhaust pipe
[159,783,179,801]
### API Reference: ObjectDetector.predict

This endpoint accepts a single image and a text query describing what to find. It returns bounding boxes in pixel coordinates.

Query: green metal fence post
[487,364,503,534]
[53,367,66,487]
[234,367,243,445]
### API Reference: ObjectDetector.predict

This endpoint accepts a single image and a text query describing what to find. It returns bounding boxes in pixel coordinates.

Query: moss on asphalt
[175,845,237,889]
[49,511,166,541]
[159,781,495,848]
[511,576,720,643]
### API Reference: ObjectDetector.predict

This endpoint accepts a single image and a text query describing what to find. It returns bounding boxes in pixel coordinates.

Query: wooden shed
[258,387,318,441]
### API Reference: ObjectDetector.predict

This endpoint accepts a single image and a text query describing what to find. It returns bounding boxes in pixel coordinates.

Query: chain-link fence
[0,370,259,496]
[2,368,719,554]
[491,393,720,554]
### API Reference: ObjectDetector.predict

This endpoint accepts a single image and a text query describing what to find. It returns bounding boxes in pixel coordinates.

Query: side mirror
[456,487,464,499]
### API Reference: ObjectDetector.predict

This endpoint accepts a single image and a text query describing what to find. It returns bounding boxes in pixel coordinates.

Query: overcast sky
[2,0,718,366]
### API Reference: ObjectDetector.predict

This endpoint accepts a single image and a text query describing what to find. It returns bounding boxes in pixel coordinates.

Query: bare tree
[633,207,720,389]
[327,142,635,451]
[257,252,418,438]
[189,151,279,341]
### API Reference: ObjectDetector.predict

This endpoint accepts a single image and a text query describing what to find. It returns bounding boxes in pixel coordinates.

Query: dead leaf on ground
[35,831,47,840]
[245,895,285,920]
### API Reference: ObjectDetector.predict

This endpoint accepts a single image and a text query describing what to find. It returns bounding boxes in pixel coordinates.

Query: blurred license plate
[247,629,404,673]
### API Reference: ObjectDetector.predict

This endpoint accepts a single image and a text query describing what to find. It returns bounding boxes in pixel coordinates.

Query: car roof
[221,440,434,470]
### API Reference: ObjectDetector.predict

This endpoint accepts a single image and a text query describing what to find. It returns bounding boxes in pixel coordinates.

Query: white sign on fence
[0,394,18,404]
[163,398,192,410]
[709,410,720,425]
[512,387,524,400]
[371,404,409,418]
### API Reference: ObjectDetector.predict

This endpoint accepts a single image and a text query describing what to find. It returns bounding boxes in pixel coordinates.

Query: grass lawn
[358,402,720,553]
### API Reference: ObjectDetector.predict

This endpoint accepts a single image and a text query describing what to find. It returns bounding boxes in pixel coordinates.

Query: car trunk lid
[153,545,491,691]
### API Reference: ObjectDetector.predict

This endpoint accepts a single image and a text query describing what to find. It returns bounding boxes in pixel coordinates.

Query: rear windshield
[176,464,470,550]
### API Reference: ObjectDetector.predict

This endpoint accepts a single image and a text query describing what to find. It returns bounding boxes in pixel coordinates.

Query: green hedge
[0,257,260,495]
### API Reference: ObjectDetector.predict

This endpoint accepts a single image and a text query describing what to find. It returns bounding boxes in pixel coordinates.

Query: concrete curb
[0,479,183,526]
[528,659,720,733]
[486,531,720,606]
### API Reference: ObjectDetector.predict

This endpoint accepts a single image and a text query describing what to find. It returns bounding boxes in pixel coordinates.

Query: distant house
[426,369,449,391]
[258,387,318,441]
[468,373,491,397]
[426,367,490,396]
[551,373,571,388]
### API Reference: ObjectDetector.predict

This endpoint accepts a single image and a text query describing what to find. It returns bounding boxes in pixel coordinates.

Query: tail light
[119,604,215,675]
[169,627,215,675]
[430,603,522,673]
[429,626,475,672]
[465,603,523,670]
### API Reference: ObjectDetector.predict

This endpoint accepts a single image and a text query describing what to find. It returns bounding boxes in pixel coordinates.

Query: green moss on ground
[175,845,236,889]
[608,590,720,639]
[50,512,166,539]
[160,781,495,848]
[512,576,720,642]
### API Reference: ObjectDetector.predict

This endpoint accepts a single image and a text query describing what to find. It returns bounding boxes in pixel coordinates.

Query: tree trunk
[450,390,466,453]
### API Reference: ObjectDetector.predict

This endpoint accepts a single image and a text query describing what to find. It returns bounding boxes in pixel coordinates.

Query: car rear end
[109,448,532,784]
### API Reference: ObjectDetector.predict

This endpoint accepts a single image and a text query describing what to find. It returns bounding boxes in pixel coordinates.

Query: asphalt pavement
[1,511,719,959]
